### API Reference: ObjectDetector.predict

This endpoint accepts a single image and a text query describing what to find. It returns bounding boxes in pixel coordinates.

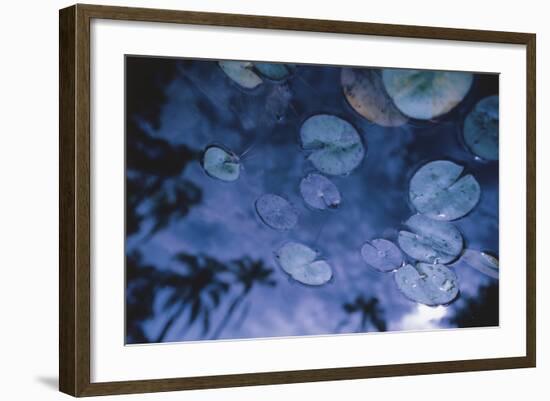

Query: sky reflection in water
[125,57,499,344]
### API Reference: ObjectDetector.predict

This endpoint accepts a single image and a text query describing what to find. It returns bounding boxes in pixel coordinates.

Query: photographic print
[125,56,499,345]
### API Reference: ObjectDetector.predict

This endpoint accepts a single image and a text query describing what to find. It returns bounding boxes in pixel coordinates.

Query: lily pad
[341,68,408,127]
[394,263,459,306]
[275,242,333,286]
[398,214,463,264]
[409,160,480,221]
[361,239,404,272]
[254,62,291,81]
[463,95,499,161]
[300,114,365,176]
[201,145,241,182]
[382,69,473,120]
[255,194,298,230]
[459,249,499,279]
[218,60,263,89]
[299,173,341,210]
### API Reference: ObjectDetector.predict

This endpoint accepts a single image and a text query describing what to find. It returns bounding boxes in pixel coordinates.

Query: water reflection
[125,57,499,344]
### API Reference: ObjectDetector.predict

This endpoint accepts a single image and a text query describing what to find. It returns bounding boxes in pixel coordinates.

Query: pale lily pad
[300,114,365,176]
[361,239,404,272]
[382,69,473,120]
[275,242,333,286]
[341,68,408,127]
[395,263,459,306]
[459,249,499,279]
[254,62,291,81]
[201,145,240,182]
[463,95,499,161]
[218,61,263,89]
[255,194,298,230]
[409,160,480,221]
[299,173,341,210]
[398,214,463,264]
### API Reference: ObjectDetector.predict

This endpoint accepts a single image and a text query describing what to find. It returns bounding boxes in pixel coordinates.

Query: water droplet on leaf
[394,263,459,306]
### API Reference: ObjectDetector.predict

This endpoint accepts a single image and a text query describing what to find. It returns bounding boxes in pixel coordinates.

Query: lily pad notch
[398,214,463,265]
[300,114,365,176]
[201,145,241,182]
[275,242,333,286]
[409,160,481,221]
[361,239,404,272]
[299,173,342,210]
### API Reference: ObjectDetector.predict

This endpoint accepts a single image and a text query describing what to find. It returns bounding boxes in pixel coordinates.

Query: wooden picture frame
[59,3,536,397]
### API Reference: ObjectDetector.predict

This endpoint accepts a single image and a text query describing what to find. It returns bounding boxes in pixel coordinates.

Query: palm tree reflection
[210,258,276,340]
[337,296,387,333]
[126,250,278,343]
[153,253,229,342]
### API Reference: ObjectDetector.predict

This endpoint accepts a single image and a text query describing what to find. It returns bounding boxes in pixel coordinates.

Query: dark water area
[125,56,499,344]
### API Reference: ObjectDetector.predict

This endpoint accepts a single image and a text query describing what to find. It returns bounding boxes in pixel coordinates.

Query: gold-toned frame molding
[59,4,536,397]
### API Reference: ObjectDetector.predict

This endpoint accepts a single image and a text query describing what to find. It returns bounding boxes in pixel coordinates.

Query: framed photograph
[59,4,536,397]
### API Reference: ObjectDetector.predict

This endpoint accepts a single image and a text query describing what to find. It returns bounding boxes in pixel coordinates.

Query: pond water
[125,57,499,344]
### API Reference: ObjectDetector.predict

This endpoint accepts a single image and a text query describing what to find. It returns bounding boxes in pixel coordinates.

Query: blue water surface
[125,57,499,344]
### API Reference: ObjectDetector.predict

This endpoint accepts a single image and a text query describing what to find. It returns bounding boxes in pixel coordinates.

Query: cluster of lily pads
[200,60,500,307]
[363,161,487,307]
[203,110,364,286]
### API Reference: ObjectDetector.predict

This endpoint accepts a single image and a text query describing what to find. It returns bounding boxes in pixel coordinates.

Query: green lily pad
[341,68,408,127]
[275,242,333,286]
[255,194,298,230]
[409,160,481,221]
[300,114,365,176]
[398,214,463,264]
[218,60,263,89]
[463,95,499,160]
[459,249,499,279]
[382,69,473,120]
[299,173,341,210]
[201,145,240,182]
[361,239,404,272]
[394,263,459,306]
[254,62,291,81]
